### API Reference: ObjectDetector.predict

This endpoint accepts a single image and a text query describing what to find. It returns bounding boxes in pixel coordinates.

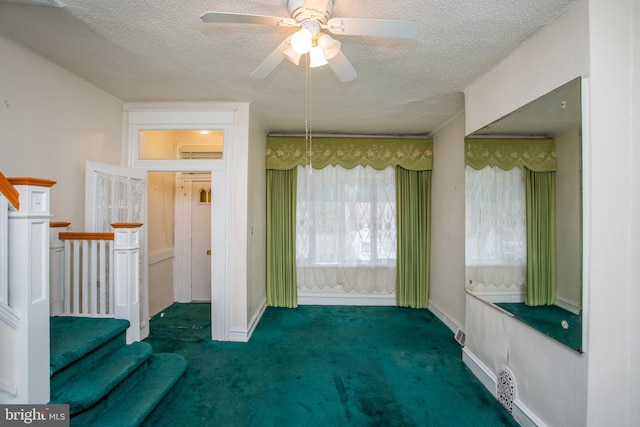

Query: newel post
[49,222,70,316]
[8,177,56,404]
[112,222,143,344]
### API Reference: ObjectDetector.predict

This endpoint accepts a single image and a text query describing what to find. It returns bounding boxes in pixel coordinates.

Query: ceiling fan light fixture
[283,46,302,65]
[291,28,313,54]
[317,33,341,60]
[200,1,417,81]
[309,46,328,68]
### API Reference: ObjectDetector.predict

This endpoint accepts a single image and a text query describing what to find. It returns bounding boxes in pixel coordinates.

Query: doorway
[189,178,212,301]
[126,108,234,341]
[147,172,213,317]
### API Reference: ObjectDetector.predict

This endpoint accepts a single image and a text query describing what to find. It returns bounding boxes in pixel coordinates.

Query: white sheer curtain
[94,171,145,321]
[465,166,526,287]
[95,171,145,231]
[296,165,396,294]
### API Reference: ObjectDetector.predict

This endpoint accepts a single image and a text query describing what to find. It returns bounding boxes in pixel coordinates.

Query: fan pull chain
[305,52,312,175]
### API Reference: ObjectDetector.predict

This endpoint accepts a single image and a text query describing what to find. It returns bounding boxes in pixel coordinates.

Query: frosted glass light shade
[283,46,302,65]
[291,28,312,54]
[309,46,328,68]
[317,33,341,60]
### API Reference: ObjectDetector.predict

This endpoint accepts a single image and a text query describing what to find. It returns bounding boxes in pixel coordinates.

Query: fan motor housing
[288,0,333,24]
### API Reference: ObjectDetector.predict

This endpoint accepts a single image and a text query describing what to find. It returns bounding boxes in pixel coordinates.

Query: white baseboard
[554,297,581,315]
[513,398,548,427]
[462,347,497,396]
[228,300,266,342]
[148,247,174,266]
[462,347,545,427]
[427,300,461,335]
[298,293,395,306]
[474,292,524,304]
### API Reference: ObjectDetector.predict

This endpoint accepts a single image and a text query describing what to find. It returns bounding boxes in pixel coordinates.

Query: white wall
[227,104,267,341]
[0,35,124,230]
[630,0,640,418]
[228,105,250,337]
[246,108,267,328]
[463,1,590,426]
[585,0,640,424]
[430,112,466,331]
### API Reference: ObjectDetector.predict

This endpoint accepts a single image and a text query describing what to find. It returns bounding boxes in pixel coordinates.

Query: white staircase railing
[1,176,56,404]
[50,222,142,343]
[52,227,114,317]
[0,170,143,404]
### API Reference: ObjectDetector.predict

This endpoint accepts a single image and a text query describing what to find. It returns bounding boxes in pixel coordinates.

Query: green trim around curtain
[395,167,431,308]
[465,138,557,172]
[266,168,298,308]
[525,169,556,306]
[267,136,433,171]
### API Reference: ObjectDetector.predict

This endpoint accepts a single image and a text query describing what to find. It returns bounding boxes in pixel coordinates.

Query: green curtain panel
[266,168,298,308]
[465,138,557,172]
[395,167,431,308]
[525,169,557,306]
[267,136,433,171]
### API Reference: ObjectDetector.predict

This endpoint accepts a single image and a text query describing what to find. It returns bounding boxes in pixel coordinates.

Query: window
[296,165,396,294]
[138,130,224,160]
[465,166,526,288]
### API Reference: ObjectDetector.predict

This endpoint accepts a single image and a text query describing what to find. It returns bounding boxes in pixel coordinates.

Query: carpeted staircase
[50,316,187,427]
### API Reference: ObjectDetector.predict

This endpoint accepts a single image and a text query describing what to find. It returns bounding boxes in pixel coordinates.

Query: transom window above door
[139,130,224,160]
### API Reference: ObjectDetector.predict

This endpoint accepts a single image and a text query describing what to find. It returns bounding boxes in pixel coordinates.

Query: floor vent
[454,329,465,346]
[497,367,516,414]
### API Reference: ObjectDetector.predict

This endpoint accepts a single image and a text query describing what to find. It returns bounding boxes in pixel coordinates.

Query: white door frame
[124,106,234,341]
[174,173,212,303]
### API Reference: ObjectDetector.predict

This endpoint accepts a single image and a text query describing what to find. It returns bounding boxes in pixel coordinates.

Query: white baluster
[112,223,142,343]
[49,222,69,316]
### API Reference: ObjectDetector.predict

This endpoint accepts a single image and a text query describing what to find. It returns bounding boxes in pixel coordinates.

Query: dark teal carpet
[50,316,129,376]
[496,302,582,352]
[151,302,211,330]
[143,304,517,427]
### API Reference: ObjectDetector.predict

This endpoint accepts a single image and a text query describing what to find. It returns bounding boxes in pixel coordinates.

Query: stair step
[82,353,187,427]
[51,341,153,414]
[50,316,130,376]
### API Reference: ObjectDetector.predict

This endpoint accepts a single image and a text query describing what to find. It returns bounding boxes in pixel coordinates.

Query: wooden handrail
[7,177,57,188]
[50,222,71,228]
[0,171,20,210]
[111,222,144,229]
[58,232,114,241]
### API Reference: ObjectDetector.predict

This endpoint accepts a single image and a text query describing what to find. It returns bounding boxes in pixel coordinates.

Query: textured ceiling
[0,0,579,135]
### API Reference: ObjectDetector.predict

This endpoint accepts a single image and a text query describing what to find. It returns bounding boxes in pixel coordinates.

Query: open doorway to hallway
[128,115,231,341]
[147,172,212,317]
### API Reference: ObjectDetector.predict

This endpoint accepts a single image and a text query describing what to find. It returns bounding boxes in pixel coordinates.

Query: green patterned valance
[266,136,433,171]
[465,138,557,172]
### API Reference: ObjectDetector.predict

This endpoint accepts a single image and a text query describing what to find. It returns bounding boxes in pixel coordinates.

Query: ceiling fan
[200,0,417,82]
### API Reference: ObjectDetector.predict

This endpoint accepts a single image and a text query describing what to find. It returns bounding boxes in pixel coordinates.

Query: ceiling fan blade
[326,17,418,39]
[250,37,291,80]
[328,50,357,83]
[200,11,297,27]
